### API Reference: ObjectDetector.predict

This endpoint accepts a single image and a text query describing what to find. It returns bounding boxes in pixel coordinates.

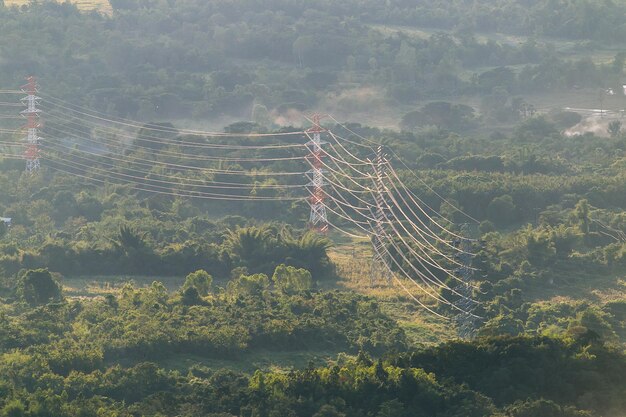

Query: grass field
[4,0,112,14]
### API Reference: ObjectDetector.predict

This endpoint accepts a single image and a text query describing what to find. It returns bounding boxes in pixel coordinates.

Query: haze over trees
[1,1,626,416]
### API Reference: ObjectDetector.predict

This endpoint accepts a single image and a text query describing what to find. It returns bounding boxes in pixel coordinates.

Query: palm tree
[287,230,333,276]
[111,225,148,254]
[223,226,274,267]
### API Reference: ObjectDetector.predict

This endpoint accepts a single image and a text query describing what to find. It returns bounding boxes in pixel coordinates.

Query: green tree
[1,399,26,417]
[401,102,476,132]
[479,220,496,235]
[486,195,517,227]
[608,120,622,138]
[271,264,312,294]
[227,273,270,297]
[182,270,213,296]
[113,225,148,253]
[573,199,590,235]
[612,52,626,74]
[313,405,345,417]
[223,226,273,268]
[181,286,204,306]
[377,399,405,417]
[16,269,63,306]
[136,122,178,152]
[52,190,78,223]
[76,192,103,221]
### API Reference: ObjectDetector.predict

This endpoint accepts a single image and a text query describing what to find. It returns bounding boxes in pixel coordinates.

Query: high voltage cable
[326,147,476,275]
[311,136,474,271]
[40,145,301,196]
[331,135,472,245]
[45,157,301,201]
[322,185,464,296]
[39,93,305,137]
[386,164,475,242]
[328,115,480,224]
[320,135,480,307]
[39,112,305,155]
[5,88,479,316]
[41,107,306,150]
[42,125,306,163]
[381,178,478,272]
[325,170,472,276]
[369,191,479,304]
[42,141,304,190]
[0,152,24,159]
[38,136,306,177]
[322,194,457,311]
[45,154,291,199]
[38,121,308,174]
[308,184,461,311]
[321,162,475,286]
[383,167,474,253]
[323,137,471,254]
[375,223,478,313]
[47,162,301,202]
[331,129,470,233]
[312,159,477,310]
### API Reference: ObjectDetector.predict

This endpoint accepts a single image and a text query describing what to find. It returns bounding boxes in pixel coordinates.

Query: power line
[41,107,306,150]
[42,140,304,191]
[45,157,302,201]
[328,115,480,224]
[39,92,306,138]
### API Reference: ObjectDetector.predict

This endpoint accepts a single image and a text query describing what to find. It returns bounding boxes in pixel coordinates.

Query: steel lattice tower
[305,114,328,233]
[21,76,41,173]
[370,146,392,285]
[452,226,479,338]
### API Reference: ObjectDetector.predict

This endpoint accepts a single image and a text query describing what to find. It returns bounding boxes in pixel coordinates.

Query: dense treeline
[3,119,626,347]
[1,2,626,415]
[0,331,623,416]
[0,0,624,124]
[0,271,406,362]
[0,223,333,279]
[397,336,626,415]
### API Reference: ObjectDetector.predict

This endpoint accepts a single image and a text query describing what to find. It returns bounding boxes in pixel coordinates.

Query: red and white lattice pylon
[21,76,41,173]
[305,114,329,233]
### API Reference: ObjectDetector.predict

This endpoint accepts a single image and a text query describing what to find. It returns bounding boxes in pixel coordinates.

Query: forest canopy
[1,1,626,416]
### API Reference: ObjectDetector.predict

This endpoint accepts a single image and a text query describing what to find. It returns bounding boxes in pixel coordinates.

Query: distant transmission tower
[21,76,41,173]
[453,226,479,338]
[370,146,392,285]
[305,114,328,233]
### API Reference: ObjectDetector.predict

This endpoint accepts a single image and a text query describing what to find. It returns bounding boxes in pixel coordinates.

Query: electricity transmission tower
[370,146,392,285]
[305,114,328,233]
[21,76,41,174]
[453,226,479,338]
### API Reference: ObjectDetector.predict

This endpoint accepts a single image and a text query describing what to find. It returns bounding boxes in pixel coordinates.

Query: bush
[15,269,63,306]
